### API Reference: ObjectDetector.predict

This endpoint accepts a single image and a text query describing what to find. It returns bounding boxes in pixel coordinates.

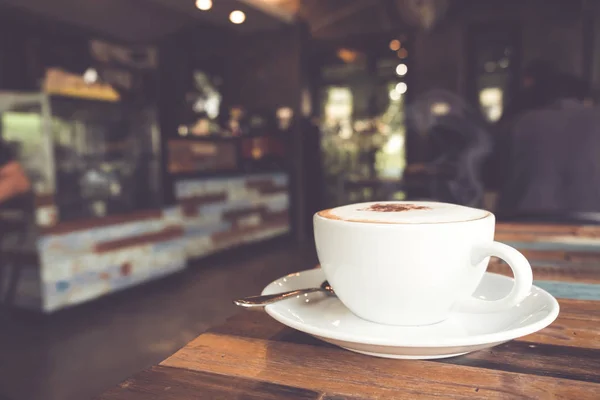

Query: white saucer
[262,269,560,359]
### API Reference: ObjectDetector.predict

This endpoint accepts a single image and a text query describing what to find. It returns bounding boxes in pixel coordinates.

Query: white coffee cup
[314,201,533,326]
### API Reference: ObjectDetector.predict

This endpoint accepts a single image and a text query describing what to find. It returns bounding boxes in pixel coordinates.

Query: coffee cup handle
[460,242,533,313]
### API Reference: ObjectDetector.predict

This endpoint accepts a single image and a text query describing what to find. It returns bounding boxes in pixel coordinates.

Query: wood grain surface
[98,223,600,399]
[496,223,600,237]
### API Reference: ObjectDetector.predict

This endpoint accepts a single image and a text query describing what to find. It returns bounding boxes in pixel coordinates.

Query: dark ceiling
[296,0,589,38]
[0,0,292,43]
[0,0,592,44]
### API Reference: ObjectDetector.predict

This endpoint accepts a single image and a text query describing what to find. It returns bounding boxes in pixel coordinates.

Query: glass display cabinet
[0,84,290,312]
[0,92,163,227]
[0,90,174,313]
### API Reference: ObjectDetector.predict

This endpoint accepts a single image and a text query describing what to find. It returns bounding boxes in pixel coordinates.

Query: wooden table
[99,223,600,399]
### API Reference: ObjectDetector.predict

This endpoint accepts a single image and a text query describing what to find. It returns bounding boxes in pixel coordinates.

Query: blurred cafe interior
[0,0,598,399]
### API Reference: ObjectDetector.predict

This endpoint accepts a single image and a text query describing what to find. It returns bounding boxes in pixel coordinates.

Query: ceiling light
[229,10,246,24]
[395,82,408,94]
[395,64,408,76]
[195,0,212,11]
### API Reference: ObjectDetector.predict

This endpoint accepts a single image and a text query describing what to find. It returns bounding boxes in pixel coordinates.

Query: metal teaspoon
[233,281,334,308]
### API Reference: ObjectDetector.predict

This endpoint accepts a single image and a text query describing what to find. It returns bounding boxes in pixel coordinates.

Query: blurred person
[0,140,30,205]
[406,90,491,207]
[552,73,593,105]
[0,138,33,272]
[487,59,558,193]
[497,74,600,219]
[503,59,557,121]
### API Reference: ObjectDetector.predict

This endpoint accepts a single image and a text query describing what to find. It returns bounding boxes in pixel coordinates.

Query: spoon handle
[233,288,324,307]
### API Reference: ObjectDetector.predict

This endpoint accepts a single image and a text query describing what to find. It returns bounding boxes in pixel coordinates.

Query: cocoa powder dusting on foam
[317,204,434,223]
[361,203,431,212]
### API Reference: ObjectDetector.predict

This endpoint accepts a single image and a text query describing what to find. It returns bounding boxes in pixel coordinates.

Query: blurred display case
[0,64,292,312]
[0,92,162,227]
[0,91,178,313]
[168,105,289,176]
[240,134,287,171]
[167,139,237,174]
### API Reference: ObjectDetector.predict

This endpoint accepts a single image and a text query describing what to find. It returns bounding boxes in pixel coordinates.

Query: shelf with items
[0,91,163,227]
[49,95,162,224]
[167,138,238,175]
[166,131,289,177]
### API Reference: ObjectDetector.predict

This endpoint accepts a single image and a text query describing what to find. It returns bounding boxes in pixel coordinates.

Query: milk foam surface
[325,201,489,224]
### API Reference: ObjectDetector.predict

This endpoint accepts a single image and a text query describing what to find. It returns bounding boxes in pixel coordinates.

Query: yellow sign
[43,68,120,102]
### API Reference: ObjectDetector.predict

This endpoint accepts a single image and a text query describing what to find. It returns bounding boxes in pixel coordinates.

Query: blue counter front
[14,172,290,312]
